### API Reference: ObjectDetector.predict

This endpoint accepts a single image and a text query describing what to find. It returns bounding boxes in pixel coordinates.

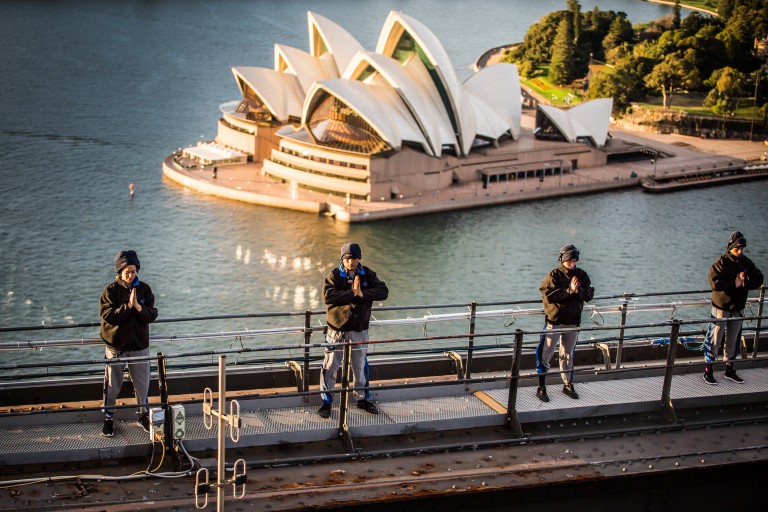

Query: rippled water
[2,0,766,365]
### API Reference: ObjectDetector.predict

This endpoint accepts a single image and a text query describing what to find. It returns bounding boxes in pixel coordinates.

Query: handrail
[0,289,715,334]
[0,296,761,352]
[1,314,765,373]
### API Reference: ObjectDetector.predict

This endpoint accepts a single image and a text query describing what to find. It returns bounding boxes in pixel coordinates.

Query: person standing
[704,231,763,385]
[318,242,388,418]
[535,244,594,402]
[99,250,158,437]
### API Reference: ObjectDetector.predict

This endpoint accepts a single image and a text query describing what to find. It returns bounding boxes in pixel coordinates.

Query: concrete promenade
[163,114,765,223]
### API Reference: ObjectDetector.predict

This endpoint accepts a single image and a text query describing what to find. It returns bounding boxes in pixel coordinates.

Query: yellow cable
[150,438,166,473]
[0,479,49,489]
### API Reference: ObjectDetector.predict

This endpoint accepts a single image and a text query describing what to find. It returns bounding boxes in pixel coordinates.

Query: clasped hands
[128,288,143,312]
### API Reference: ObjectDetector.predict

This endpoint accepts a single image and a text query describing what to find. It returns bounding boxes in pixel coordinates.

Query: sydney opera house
[163,10,613,219]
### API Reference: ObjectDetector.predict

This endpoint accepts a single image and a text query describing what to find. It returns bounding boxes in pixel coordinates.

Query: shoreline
[644,0,718,17]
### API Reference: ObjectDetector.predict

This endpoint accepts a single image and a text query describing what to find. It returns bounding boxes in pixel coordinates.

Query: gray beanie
[340,242,362,259]
[726,231,746,251]
[114,250,140,273]
[558,244,579,263]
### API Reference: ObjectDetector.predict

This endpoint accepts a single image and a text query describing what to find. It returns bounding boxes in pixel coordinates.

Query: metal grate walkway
[1,368,767,466]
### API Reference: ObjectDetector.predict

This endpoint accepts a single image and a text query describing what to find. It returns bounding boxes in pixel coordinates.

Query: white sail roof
[274,44,338,95]
[463,63,522,140]
[538,98,613,148]
[231,66,304,122]
[308,11,365,77]
[345,51,459,157]
[303,78,429,153]
[376,11,476,155]
[228,10,527,156]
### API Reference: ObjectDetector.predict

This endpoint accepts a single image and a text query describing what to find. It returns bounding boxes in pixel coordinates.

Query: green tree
[587,54,648,113]
[705,66,747,103]
[718,0,736,20]
[677,28,729,82]
[717,5,759,70]
[603,16,634,53]
[517,59,535,79]
[567,0,582,43]
[514,12,567,63]
[680,12,722,38]
[645,50,700,108]
[673,1,682,30]
[550,18,577,85]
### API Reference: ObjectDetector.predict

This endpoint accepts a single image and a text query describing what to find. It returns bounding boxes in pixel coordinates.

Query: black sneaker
[563,383,579,399]
[703,371,718,385]
[536,386,550,403]
[317,402,332,418]
[137,415,150,433]
[101,419,114,437]
[357,400,379,414]
[724,368,744,384]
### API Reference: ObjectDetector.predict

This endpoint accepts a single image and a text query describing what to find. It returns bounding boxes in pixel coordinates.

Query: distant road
[645,0,718,16]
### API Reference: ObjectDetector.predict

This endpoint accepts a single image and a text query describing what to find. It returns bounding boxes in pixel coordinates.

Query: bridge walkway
[2,363,766,466]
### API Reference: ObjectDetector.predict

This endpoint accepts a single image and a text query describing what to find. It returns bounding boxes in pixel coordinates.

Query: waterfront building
[166,10,613,213]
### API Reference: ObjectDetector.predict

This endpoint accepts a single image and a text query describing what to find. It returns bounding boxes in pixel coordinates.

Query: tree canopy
[503,0,768,117]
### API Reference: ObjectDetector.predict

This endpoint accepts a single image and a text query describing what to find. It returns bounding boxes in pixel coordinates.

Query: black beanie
[114,250,141,273]
[726,231,746,251]
[340,242,362,259]
[558,244,579,263]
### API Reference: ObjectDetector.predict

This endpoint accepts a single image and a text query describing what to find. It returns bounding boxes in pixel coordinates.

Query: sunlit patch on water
[262,249,289,269]
[292,257,312,271]
[265,285,322,310]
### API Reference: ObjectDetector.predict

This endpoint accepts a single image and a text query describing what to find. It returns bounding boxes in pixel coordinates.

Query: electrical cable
[132,439,157,476]
[0,469,193,489]
[150,437,166,473]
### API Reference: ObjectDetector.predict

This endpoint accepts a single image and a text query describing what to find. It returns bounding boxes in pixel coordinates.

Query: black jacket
[99,277,158,352]
[324,264,388,332]
[709,252,763,312]
[540,265,594,326]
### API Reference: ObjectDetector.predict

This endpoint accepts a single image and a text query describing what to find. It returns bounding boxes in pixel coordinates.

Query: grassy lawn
[521,65,585,106]
[635,93,758,119]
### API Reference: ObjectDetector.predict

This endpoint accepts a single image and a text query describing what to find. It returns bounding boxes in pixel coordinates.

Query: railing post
[505,329,524,437]
[196,355,246,511]
[466,301,477,379]
[338,336,354,452]
[660,320,680,424]
[303,310,312,392]
[615,295,629,369]
[216,356,227,512]
[752,285,765,358]
[156,352,180,470]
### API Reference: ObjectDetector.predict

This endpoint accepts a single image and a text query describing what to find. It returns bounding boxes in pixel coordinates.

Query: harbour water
[1,0,766,363]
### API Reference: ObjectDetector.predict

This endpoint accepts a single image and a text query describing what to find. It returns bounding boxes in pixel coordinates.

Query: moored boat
[641,163,768,192]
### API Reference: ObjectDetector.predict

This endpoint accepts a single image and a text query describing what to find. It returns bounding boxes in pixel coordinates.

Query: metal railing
[0,287,764,381]
[0,286,766,473]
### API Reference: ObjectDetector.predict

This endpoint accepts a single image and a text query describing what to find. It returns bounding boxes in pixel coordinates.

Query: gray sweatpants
[535,324,579,385]
[102,346,150,418]
[320,329,371,404]
[704,307,743,364]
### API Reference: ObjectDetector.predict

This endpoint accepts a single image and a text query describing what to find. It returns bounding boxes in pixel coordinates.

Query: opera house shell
[166,10,613,218]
